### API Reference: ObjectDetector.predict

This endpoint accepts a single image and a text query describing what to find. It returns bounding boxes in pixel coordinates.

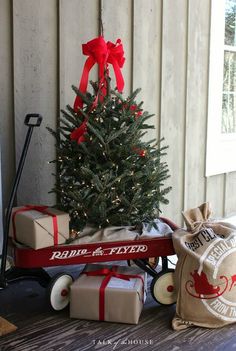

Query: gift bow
[83,266,144,321]
[12,205,59,245]
[73,36,125,112]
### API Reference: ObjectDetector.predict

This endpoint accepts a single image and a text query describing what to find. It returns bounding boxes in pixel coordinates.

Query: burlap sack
[172,202,236,330]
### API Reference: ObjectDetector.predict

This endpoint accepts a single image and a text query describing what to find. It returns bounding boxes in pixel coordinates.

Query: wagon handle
[24,114,42,127]
[0,114,43,287]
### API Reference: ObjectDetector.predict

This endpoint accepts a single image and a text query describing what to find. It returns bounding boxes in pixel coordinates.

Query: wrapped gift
[9,205,70,249]
[70,264,147,324]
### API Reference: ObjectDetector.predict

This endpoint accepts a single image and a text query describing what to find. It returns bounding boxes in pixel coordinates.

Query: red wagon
[0,115,178,311]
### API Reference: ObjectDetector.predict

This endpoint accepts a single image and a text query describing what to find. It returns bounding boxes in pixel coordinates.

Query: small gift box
[9,205,70,249]
[70,264,147,324]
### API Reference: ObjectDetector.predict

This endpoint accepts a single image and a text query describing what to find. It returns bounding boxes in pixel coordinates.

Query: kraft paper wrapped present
[9,205,70,249]
[70,264,147,324]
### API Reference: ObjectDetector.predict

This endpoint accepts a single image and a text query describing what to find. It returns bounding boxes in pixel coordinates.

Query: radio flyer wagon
[0,115,178,311]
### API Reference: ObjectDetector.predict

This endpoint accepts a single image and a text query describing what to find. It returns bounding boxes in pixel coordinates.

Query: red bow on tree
[70,119,88,144]
[130,104,143,119]
[133,146,146,157]
[73,36,125,112]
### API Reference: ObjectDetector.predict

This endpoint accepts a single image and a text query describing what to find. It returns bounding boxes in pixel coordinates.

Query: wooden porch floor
[0,263,236,351]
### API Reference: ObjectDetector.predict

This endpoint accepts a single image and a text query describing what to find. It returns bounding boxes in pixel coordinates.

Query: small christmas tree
[48,36,171,232]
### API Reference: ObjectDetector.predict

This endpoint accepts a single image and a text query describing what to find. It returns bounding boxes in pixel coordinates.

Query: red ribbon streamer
[12,205,59,246]
[73,36,125,112]
[70,119,88,144]
[83,266,144,321]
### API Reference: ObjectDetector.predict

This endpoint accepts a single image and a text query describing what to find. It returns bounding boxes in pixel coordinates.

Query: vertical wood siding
[184,0,210,211]
[161,0,188,223]
[13,0,58,206]
[0,0,15,214]
[0,0,235,227]
[59,0,99,110]
[133,0,162,140]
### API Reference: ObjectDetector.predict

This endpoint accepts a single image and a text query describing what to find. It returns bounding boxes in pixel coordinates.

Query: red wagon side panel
[14,236,175,268]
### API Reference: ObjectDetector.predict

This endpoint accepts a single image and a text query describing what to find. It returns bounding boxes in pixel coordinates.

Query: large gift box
[70,264,147,324]
[9,205,70,249]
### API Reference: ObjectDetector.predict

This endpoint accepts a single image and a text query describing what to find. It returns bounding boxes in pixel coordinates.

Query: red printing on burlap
[83,266,144,321]
[12,205,59,246]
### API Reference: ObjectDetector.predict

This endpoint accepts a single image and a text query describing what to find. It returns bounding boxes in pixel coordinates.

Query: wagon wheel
[47,273,74,311]
[150,269,176,305]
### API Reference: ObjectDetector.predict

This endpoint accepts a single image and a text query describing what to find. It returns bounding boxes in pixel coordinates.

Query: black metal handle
[24,114,42,127]
[0,113,43,287]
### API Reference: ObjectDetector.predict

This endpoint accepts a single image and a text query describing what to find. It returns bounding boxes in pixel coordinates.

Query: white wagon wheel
[150,269,176,305]
[47,273,74,311]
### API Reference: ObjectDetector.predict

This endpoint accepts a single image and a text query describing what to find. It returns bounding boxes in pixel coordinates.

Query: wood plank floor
[0,263,236,351]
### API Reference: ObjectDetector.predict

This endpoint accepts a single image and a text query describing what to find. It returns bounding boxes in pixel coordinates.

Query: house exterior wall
[0,0,235,227]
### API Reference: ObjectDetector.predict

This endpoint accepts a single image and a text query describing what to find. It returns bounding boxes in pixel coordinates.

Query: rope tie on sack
[190,220,211,234]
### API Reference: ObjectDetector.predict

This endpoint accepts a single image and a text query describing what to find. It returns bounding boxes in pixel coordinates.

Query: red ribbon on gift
[73,36,125,112]
[12,205,59,246]
[83,266,144,321]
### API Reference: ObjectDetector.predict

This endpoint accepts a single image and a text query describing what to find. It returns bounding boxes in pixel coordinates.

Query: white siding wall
[0,0,235,227]
[0,148,3,249]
